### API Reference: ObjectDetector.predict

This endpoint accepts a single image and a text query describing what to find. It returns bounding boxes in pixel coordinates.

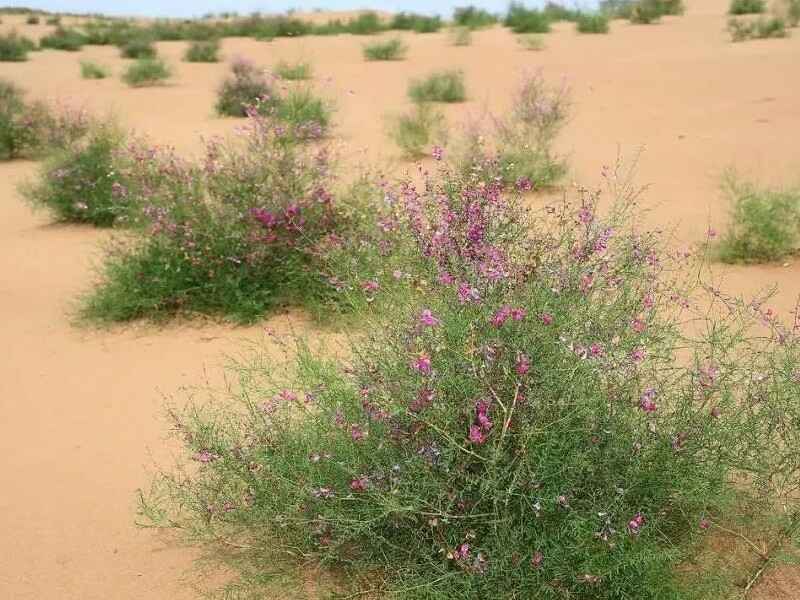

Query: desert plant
[449,26,473,46]
[717,173,800,263]
[505,3,551,33]
[46,15,61,25]
[728,16,789,40]
[0,31,34,61]
[184,39,220,62]
[453,5,498,29]
[543,1,582,21]
[518,33,546,50]
[122,58,172,87]
[629,0,684,23]
[390,12,442,33]
[408,70,467,104]
[276,87,332,139]
[26,15,39,25]
[729,0,766,14]
[389,101,447,158]
[80,60,109,79]
[274,59,312,80]
[363,37,407,61]
[216,58,276,117]
[784,0,800,25]
[119,35,156,59]
[140,159,800,600]
[576,12,610,33]
[39,26,86,51]
[347,11,384,35]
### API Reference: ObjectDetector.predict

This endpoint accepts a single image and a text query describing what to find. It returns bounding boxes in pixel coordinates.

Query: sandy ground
[1,1,799,597]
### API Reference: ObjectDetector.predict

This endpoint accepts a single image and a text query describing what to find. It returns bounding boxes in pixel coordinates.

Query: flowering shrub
[215,58,277,117]
[140,161,800,598]
[83,110,342,323]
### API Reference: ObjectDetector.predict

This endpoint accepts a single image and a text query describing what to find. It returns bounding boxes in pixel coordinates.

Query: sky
[3,0,596,19]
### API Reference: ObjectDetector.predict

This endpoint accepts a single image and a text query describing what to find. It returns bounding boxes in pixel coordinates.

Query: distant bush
[728,16,789,40]
[505,3,551,33]
[80,60,109,79]
[122,58,172,87]
[629,0,684,23]
[453,5,498,29]
[390,12,442,33]
[518,33,546,50]
[576,12,610,33]
[717,173,800,263]
[0,31,34,61]
[389,101,447,158]
[184,39,220,62]
[450,26,473,46]
[274,59,311,80]
[120,35,156,59]
[543,1,582,21]
[363,37,407,61]
[45,15,61,25]
[26,15,39,25]
[347,11,384,35]
[729,0,767,14]
[276,87,332,140]
[216,58,276,117]
[83,20,136,45]
[39,26,86,51]
[408,70,467,104]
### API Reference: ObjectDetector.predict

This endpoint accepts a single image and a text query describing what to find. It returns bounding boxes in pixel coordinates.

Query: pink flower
[710,406,721,418]
[458,283,481,304]
[350,476,369,492]
[438,271,455,285]
[410,388,434,413]
[515,176,533,192]
[511,307,527,321]
[639,387,657,413]
[419,309,440,327]
[628,512,645,535]
[589,342,605,358]
[630,347,647,364]
[531,551,544,569]
[631,317,646,334]
[580,273,594,294]
[412,353,432,376]
[699,518,711,530]
[578,207,594,224]
[706,227,717,239]
[491,305,512,327]
[193,450,219,463]
[350,425,366,442]
[453,543,470,560]
[361,280,379,293]
[432,145,444,161]
[475,399,492,430]
[515,354,531,376]
[469,424,487,444]
[540,313,554,326]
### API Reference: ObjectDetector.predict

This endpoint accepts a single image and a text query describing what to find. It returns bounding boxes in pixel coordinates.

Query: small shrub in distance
[728,16,789,40]
[0,31,34,61]
[120,36,156,59]
[576,12,610,33]
[46,15,61,26]
[717,172,800,263]
[518,33,546,50]
[122,58,172,87]
[389,101,447,158]
[390,12,442,33]
[80,60,109,79]
[26,15,40,25]
[505,3,551,33]
[346,11,384,35]
[274,59,311,80]
[453,5,498,29]
[216,58,276,117]
[276,87,332,140]
[543,1,582,21]
[408,70,467,104]
[39,27,86,51]
[184,39,220,62]
[450,26,473,46]
[363,38,407,61]
[729,0,766,14]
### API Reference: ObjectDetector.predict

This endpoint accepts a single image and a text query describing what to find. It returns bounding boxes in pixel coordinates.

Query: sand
[1,1,799,597]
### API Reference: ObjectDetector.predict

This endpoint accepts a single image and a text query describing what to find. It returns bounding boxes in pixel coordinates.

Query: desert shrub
[363,37,407,61]
[390,13,442,33]
[46,15,61,25]
[122,58,172,87]
[26,15,39,25]
[346,11,384,35]
[0,31,34,61]
[82,111,342,323]
[21,123,129,226]
[600,0,635,18]
[389,102,447,158]
[453,5,498,29]
[80,60,109,79]
[729,0,766,14]
[629,0,684,23]
[184,39,220,62]
[83,20,136,45]
[728,16,789,40]
[216,58,276,117]
[39,26,86,51]
[505,3,551,33]
[717,173,800,263]
[656,0,685,15]
[408,70,467,104]
[119,35,156,59]
[312,19,348,35]
[141,159,800,600]
[543,1,582,21]
[784,0,800,25]
[275,87,332,140]
[576,12,610,33]
[274,59,311,80]
[450,26,473,46]
[518,33,546,50]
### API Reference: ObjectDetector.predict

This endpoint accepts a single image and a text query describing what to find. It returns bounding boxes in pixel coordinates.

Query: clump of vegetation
[518,33,546,50]
[629,0,685,23]
[276,87,332,140]
[716,172,800,263]
[363,37,407,61]
[505,3,551,33]
[389,101,447,158]
[408,70,467,104]
[26,15,39,25]
[576,12,610,33]
[346,11,384,35]
[21,123,128,226]
[543,1,582,21]
[82,111,342,323]
[0,30,35,61]
[727,16,789,40]
[46,15,61,26]
[729,0,766,14]
[39,26,86,51]
[390,12,442,33]
[184,39,220,62]
[449,26,473,46]
[216,58,276,117]
[122,58,172,87]
[140,157,800,600]
[274,59,312,80]
[80,60,110,79]
[453,5,498,29]
[120,35,157,59]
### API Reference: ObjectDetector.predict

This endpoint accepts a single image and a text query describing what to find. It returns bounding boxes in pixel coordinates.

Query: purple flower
[361,280,380,293]
[491,305,512,327]
[627,512,645,535]
[578,207,594,224]
[438,271,455,286]
[350,476,369,492]
[193,450,219,463]
[412,353,432,376]
[419,309,441,327]
[630,347,647,364]
[458,283,481,304]
[699,518,711,530]
[589,342,605,358]
[511,307,527,321]
[469,424,487,444]
[639,387,657,413]
[515,176,533,192]
[531,551,544,569]
[452,543,470,560]
[540,313,554,326]
[350,425,367,442]
[475,399,492,430]
[432,145,444,161]
[515,354,531,376]
[631,317,646,334]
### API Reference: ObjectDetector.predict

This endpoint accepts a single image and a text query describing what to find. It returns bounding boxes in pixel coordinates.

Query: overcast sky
[4,0,596,18]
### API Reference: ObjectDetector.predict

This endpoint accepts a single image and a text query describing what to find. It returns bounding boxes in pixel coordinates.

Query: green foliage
[346,11,384,35]
[518,33,546,50]
[26,14,39,24]
[450,26,473,46]
[543,2,582,21]
[408,70,467,104]
[45,15,61,25]
[576,12,610,33]
[505,3,552,33]
[389,102,447,158]
[82,20,137,45]
[119,35,156,59]
[728,16,789,40]
[0,30,34,61]
[39,26,86,51]
[629,0,685,23]
[363,37,407,61]
[122,58,172,87]
[453,5,498,29]
[274,59,311,80]
[275,87,332,139]
[390,12,442,33]
[729,0,766,14]
[184,39,220,62]
[80,60,109,79]
[216,58,276,117]
[717,173,800,263]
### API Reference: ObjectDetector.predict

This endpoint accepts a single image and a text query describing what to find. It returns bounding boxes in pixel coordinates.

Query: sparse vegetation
[453,5,498,29]
[0,31,34,61]
[80,60,109,79]
[216,58,275,117]
[729,0,766,14]
[717,172,800,263]
[39,26,86,51]
[119,36,157,59]
[274,59,312,80]
[518,33,546,50]
[449,26,473,46]
[389,101,447,158]
[576,12,610,33]
[184,39,220,62]
[505,3,552,33]
[346,11,384,35]
[45,15,61,26]
[408,70,467,104]
[26,15,39,25]
[122,58,172,87]
[628,0,685,23]
[276,87,332,139]
[363,37,407,61]
[390,12,442,33]
[728,16,789,40]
